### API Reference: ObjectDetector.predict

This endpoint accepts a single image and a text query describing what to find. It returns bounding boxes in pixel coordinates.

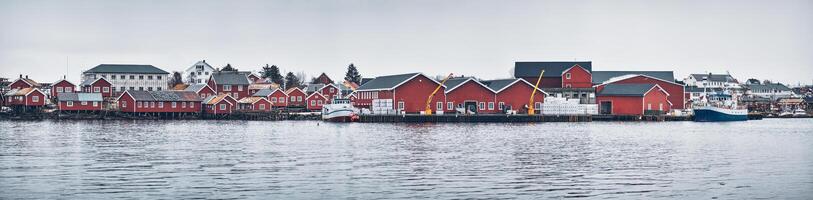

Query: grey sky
[1,0,811,85]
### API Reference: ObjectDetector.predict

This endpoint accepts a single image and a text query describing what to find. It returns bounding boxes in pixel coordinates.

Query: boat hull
[321,109,357,122]
[694,107,748,122]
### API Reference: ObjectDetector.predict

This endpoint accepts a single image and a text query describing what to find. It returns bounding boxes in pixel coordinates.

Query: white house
[684,73,741,89]
[746,83,795,100]
[184,60,216,84]
[82,64,170,93]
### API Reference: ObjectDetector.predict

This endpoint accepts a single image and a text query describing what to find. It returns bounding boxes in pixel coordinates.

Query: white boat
[321,98,358,122]
[793,108,808,117]
[693,75,748,122]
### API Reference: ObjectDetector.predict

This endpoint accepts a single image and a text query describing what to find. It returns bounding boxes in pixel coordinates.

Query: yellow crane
[425,73,454,115]
[528,70,544,115]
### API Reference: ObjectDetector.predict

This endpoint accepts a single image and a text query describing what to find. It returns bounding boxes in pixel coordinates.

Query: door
[464,101,477,114]
[600,101,612,115]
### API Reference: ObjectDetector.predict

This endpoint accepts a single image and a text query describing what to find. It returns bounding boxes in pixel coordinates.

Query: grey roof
[211,71,250,85]
[482,79,520,91]
[305,84,324,93]
[125,90,202,102]
[252,88,276,97]
[184,84,209,92]
[746,83,791,91]
[597,84,657,97]
[357,73,421,91]
[514,62,592,78]
[57,93,103,101]
[80,79,94,86]
[685,86,724,93]
[84,64,169,74]
[592,71,675,84]
[690,74,737,83]
[442,78,472,92]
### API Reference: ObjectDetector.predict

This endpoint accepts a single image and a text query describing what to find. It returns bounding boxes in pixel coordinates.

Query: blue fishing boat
[693,73,748,122]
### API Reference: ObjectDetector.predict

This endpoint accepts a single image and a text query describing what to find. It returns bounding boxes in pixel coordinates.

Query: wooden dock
[359,114,695,123]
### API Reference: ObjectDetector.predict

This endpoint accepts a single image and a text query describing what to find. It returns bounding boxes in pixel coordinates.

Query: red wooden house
[253,88,288,108]
[208,71,251,99]
[312,73,333,85]
[514,62,592,88]
[595,83,672,115]
[203,94,237,115]
[4,88,46,108]
[81,77,113,98]
[306,92,327,111]
[484,78,547,113]
[57,93,103,111]
[285,87,307,107]
[51,79,76,99]
[184,84,216,99]
[593,73,685,110]
[248,83,278,95]
[9,75,41,90]
[561,64,593,88]
[247,73,262,83]
[443,77,498,114]
[319,84,340,101]
[355,73,446,114]
[116,91,203,113]
[237,96,273,112]
[345,92,358,107]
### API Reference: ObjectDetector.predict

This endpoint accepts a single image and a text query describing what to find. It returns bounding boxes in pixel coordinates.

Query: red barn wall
[520,77,561,88]
[445,81,497,113]
[268,91,288,107]
[496,83,545,112]
[286,90,307,107]
[643,88,671,112]
[51,81,75,98]
[9,80,32,90]
[393,75,446,113]
[561,66,592,88]
[596,96,643,115]
[607,76,685,109]
[59,101,102,111]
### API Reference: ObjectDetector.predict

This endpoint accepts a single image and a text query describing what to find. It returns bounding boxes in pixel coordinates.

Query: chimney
[19,74,22,78]
[25,75,28,79]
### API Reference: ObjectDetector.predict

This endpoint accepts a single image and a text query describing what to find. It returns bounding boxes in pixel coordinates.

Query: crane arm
[425,73,454,115]
[528,70,544,115]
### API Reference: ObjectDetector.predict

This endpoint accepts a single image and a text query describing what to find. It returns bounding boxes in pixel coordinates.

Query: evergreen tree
[170,71,184,87]
[221,64,237,71]
[344,63,361,84]
[261,64,284,84]
[284,72,301,90]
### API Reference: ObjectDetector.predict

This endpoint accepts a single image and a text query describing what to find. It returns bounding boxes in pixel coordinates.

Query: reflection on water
[0,119,811,199]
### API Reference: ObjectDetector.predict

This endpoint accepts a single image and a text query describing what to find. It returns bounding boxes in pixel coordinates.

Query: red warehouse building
[483,78,547,113]
[116,91,203,113]
[319,84,340,101]
[355,73,447,114]
[514,62,592,88]
[203,94,237,114]
[81,77,113,98]
[306,92,327,111]
[208,71,252,99]
[57,93,103,111]
[51,79,76,99]
[237,96,273,112]
[285,87,307,107]
[253,88,288,107]
[184,84,216,98]
[592,72,684,110]
[443,77,497,114]
[596,83,672,116]
[4,88,46,108]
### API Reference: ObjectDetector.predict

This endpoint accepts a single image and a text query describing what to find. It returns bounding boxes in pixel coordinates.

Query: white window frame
[499,102,505,110]
[190,102,194,108]
[93,101,98,107]
[488,102,494,110]
[182,102,187,108]
[271,97,277,102]
[310,100,316,106]
[237,85,243,91]
[32,96,39,102]
[81,101,87,105]
[103,87,109,93]
[223,85,231,91]
[398,101,405,110]
[479,102,485,110]
[220,104,226,110]
[535,102,542,110]
[56,87,63,93]
[566,73,571,79]
[447,102,453,110]
[436,102,443,111]
[172,102,177,108]
[158,102,164,108]
[280,97,285,103]
[297,96,302,102]
[94,87,100,93]
[67,101,73,107]
[259,104,266,110]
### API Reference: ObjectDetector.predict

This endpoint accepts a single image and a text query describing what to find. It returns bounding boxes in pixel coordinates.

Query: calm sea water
[0,119,811,199]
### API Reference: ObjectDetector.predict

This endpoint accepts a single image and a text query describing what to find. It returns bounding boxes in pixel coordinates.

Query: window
[220,104,227,110]
[310,100,316,106]
[158,102,164,108]
[94,87,100,92]
[648,103,652,110]
[157,87,162,91]
[56,87,63,93]
[67,101,73,107]
[121,101,126,107]
[659,103,663,111]
[318,100,323,105]
[488,102,494,110]
[93,102,98,107]
[111,76,116,80]
[121,87,126,91]
[223,85,231,91]
[112,87,116,92]
[259,104,265,110]
[330,88,335,93]
[172,102,177,108]
[129,75,135,79]
[103,87,109,93]
[81,101,87,105]
[566,73,571,79]
[65,87,72,92]
[479,102,485,110]
[197,71,201,75]
[437,102,443,111]
[182,102,187,108]
[535,102,542,110]
[150,102,155,108]
[147,75,153,80]
[271,97,277,102]
[233,93,238,98]
[139,75,144,80]
[137,102,142,108]
[280,98,285,103]
[499,102,505,110]
[290,96,295,102]
[138,87,144,91]
[565,84,572,88]
[447,102,454,110]
[297,96,302,102]
[32,96,39,102]
[190,103,194,108]
[204,72,209,75]
[237,85,243,91]
[120,75,125,79]
[157,76,162,80]
[398,101,405,110]
[148,87,153,91]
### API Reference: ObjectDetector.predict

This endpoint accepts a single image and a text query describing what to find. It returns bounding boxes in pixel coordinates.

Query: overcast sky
[1,0,811,85]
